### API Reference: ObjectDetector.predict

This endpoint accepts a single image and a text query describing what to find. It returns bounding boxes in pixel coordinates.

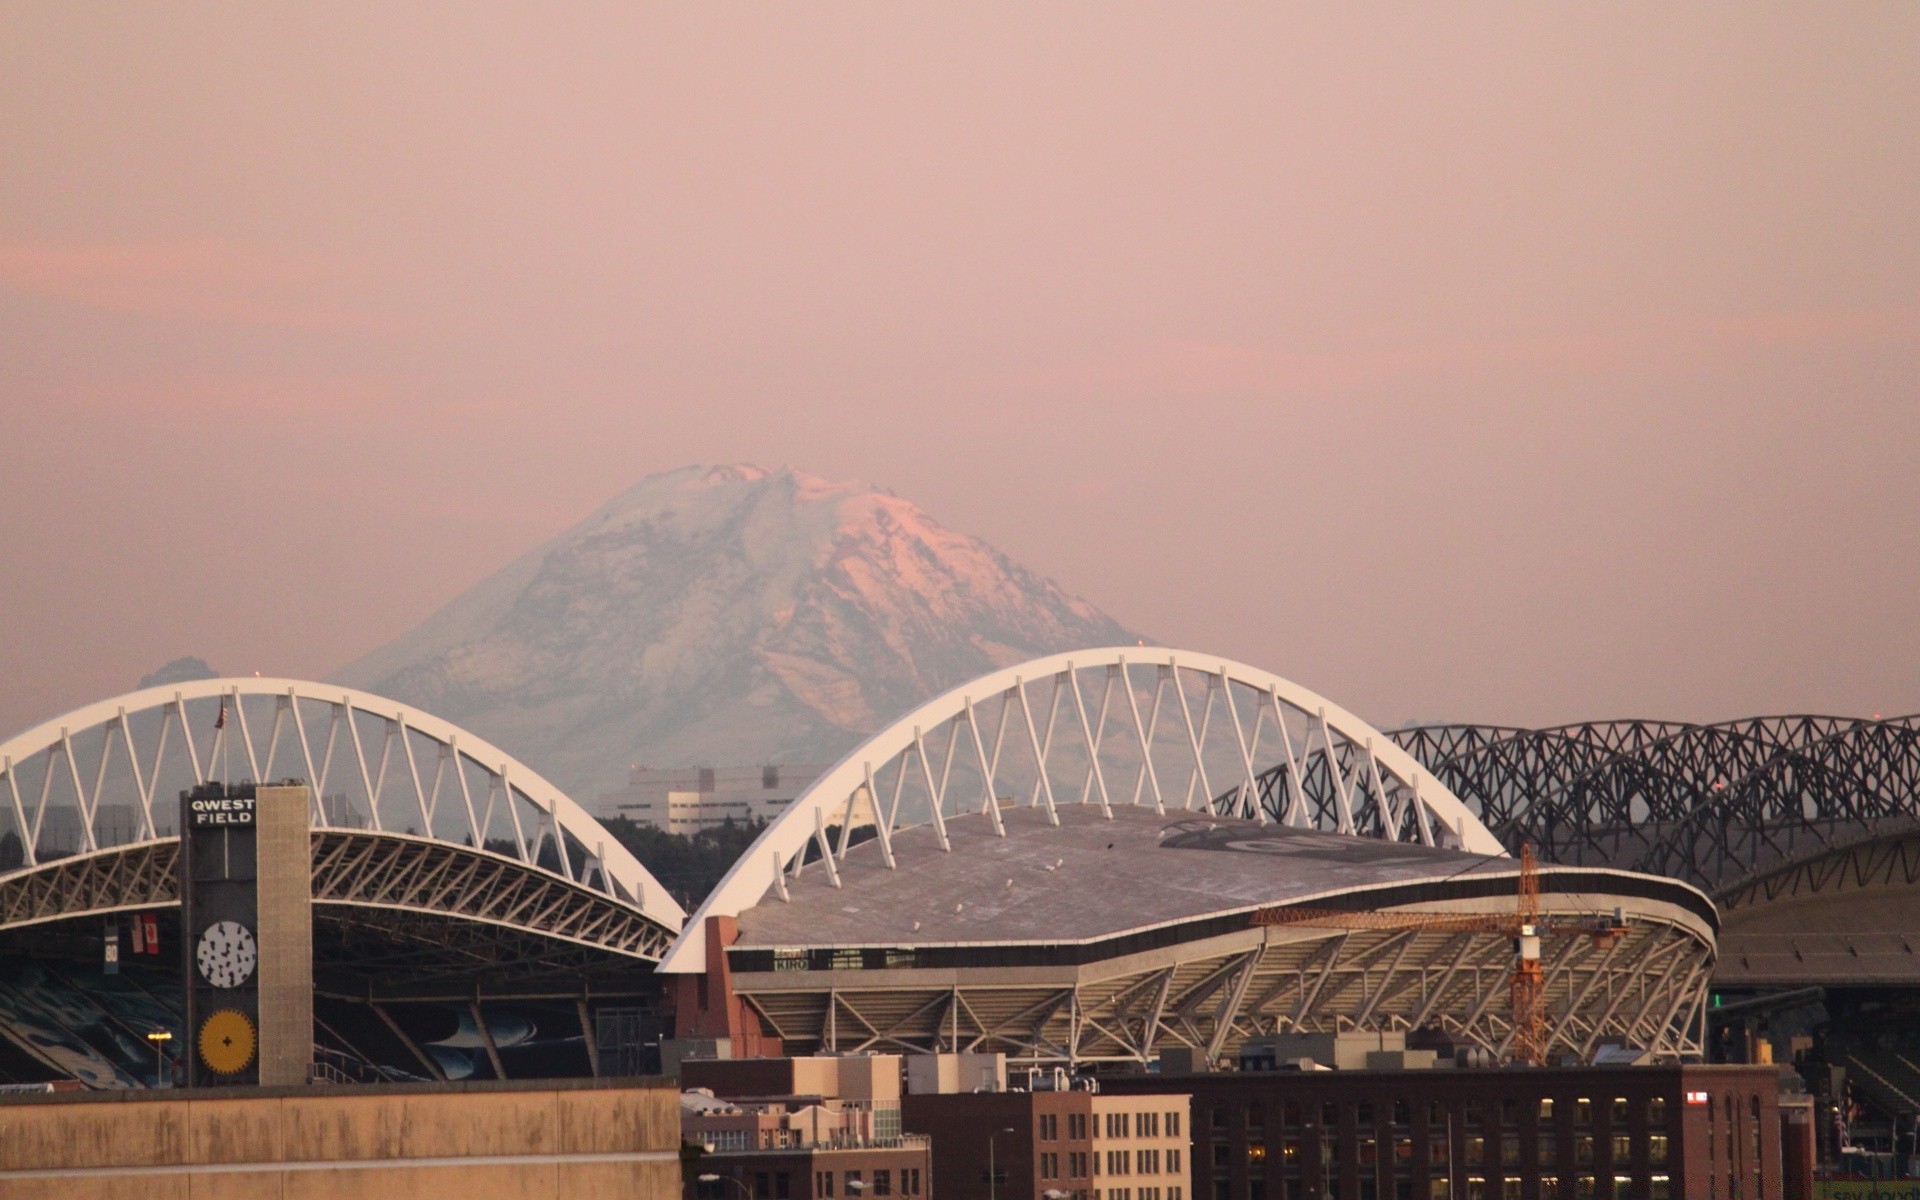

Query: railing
[699,1133,932,1156]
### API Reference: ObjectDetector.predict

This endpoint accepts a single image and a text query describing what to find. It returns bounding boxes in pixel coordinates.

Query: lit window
[1575,1099,1593,1126]
[1612,1098,1630,1125]
[1539,1098,1555,1122]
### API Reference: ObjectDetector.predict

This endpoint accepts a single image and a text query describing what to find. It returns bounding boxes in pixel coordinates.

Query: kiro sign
[190,794,256,828]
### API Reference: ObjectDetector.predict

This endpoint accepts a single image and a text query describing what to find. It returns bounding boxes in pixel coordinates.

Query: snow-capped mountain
[334,465,1145,799]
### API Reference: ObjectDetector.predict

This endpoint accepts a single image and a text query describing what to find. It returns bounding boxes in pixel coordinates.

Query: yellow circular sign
[198,1009,256,1075]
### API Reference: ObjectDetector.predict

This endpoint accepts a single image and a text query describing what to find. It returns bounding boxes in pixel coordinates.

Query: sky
[1,4,1916,739]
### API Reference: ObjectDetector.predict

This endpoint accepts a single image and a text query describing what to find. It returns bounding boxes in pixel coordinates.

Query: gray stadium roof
[733,805,1675,951]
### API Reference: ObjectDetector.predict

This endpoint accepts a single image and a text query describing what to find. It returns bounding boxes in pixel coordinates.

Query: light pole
[145,1030,172,1088]
[988,1126,1016,1200]
[698,1172,752,1200]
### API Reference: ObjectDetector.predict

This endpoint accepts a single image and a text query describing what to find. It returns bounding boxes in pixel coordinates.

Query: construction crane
[1248,846,1628,1066]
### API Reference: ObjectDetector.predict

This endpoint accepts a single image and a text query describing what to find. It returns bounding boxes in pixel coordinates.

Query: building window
[1611,1176,1632,1199]
[1357,1101,1375,1126]
[1610,1136,1630,1163]
[1042,1114,1059,1141]
[1112,1113,1133,1139]
[1244,1144,1264,1167]
[1283,1102,1302,1129]
[1323,1102,1340,1128]
[1575,1135,1594,1165]
[873,1170,891,1197]
[1648,1097,1666,1125]
[1247,1105,1264,1130]
[1539,1134,1557,1166]
[1169,1148,1183,1173]
[1465,1103,1484,1129]
[1612,1098,1630,1125]
[845,1171,862,1196]
[1466,1137,1486,1166]
[1574,1099,1592,1126]
[1539,1177,1558,1200]
[1429,1137,1449,1169]
[1042,1154,1059,1179]
[1465,1178,1486,1200]
[1392,1101,1410,1127]
[1499,1100,1518,1128]
[755,1173,771,1199]
[1143,1112,1162,1138]
[1169,1112,1182,1138]
[1071,1152,1089,1178]
[1648,1135,1668,1165]
[1649,1176,1670,1200]
[1213,1107,1229,1130]
[1503,1180,1521,1200]
[1213,1143,1229,1168]
[1072,1114,1090,1140]
[1575,1177,1596,1200]
[818,1172,834,1198]
[1538,1098,1554,1122]
[1500,1136,1519,1167]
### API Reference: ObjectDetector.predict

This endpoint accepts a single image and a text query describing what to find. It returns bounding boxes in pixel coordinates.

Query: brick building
[1102,1064,1794,1200]
[902,1085,1192,1200]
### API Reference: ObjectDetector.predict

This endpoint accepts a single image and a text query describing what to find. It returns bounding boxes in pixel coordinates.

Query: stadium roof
[737,804,1714,953]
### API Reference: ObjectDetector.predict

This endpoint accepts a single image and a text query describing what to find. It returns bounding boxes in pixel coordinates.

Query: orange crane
[1248,846,1627,1066]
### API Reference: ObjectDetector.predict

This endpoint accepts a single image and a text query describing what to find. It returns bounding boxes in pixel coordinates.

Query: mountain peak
[336,465,1143,797]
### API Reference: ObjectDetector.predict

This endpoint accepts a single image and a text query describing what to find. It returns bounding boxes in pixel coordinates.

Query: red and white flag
[131,916,146,955]
[214,699,227,730]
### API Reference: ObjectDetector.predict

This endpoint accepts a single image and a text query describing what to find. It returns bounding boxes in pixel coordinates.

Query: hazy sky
[2,4,1916,739]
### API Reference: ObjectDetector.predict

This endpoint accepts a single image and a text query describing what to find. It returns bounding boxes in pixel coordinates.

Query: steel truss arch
[1378,714,1920,894]
[0,678,683,939]
[661,648,1502,973]
[0,831,671,962]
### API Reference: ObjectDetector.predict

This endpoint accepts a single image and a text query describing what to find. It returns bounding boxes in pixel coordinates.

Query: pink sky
[2,4,1916,738]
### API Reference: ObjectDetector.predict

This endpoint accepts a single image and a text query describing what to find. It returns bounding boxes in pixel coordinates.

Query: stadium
[72,646,1920,1096]
[660,650,1717,1068]
[0,678,684,1088]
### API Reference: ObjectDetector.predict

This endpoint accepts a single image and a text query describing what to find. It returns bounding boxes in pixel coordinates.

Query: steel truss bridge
[0,679,684,987]
[1217,715,1920,898]
[667,648,1715,1067]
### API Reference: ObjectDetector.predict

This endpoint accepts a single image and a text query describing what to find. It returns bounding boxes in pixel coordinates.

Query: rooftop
[735,805,1553,950]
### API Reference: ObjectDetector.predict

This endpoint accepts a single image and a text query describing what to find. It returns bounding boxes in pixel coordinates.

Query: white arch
[658,648,1502,972]
[0,678,684,931]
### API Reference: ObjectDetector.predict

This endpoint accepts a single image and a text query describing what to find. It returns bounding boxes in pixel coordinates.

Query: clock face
[195,921,257,989]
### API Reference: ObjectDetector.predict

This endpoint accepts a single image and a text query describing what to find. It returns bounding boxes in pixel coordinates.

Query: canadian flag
[143,913,158,954]
[214,699,227,730]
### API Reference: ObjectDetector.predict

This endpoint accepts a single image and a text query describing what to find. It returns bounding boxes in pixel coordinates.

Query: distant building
[598,764,837,834]
[901,1076,1193,1200]
[683,1054,930,1200]
[1101,1061,1803,1200]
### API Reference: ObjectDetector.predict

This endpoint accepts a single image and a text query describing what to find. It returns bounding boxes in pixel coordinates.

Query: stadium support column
[255,784,313,1086]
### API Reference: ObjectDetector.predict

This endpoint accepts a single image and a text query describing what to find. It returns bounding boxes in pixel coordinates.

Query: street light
[988,1126,1017,1200]
[697,1172,752,1200]
[145,1030,172,1089]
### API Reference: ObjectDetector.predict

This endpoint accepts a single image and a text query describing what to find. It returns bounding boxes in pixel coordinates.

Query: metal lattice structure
[0,679,682,962]
[1228,716,1920,896]
[661,648,1505,973]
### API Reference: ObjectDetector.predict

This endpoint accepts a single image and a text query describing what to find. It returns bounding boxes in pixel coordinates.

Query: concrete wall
[0,1078,678,1200]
